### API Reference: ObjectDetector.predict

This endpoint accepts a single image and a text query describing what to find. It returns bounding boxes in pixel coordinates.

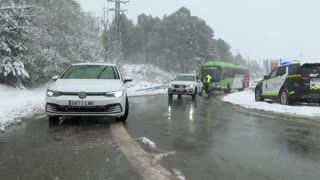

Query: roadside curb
[218,94,320,126]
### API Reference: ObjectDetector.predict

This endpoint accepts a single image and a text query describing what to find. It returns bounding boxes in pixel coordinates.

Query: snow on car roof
[279,61,320,67]
[300,61,320,65]
[72,63,117,66]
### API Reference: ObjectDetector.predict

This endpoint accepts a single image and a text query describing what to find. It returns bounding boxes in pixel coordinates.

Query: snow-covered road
[223,90,320,118]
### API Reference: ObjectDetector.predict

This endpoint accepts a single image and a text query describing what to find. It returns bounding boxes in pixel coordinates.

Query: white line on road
[111,123,175,180]
[234,109,277,119]
[34,114,47,120]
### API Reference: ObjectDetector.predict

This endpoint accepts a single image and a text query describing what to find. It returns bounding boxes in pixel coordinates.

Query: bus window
[202,66,222,82]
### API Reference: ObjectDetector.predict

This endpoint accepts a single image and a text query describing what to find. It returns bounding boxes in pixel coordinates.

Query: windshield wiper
[97,66,110,79]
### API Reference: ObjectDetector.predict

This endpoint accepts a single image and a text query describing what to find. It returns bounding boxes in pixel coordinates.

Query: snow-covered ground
[123,64,175,97]
[223,90,320,118]
[0,85,46,132]
[0,64,175,132]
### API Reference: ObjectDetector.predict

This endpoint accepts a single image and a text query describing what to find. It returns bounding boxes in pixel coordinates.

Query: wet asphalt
[1,95,320,180]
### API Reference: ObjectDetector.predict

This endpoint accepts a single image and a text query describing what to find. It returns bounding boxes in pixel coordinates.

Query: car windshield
[175,75,195,81]
[61,65,120,79]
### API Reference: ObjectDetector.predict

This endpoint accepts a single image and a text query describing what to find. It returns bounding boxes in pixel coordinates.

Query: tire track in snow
[110,123,175,180]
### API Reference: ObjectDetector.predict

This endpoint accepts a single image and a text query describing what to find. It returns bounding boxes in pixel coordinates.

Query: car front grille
[59,92,106,96]
[173,84,187,88]
[46,103,122,114]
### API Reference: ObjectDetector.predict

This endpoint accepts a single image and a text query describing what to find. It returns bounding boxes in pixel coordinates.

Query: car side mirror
[52,75,59,81]
[124,78,133,84]
[264,75,268,80]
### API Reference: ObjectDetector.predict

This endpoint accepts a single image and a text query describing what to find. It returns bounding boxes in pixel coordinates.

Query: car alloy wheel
[280,90,289,105]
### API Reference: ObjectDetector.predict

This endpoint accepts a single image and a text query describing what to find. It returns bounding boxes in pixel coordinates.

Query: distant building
[263,59,301,75]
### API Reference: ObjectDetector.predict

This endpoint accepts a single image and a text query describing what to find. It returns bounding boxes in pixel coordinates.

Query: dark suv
[255,62,320,105]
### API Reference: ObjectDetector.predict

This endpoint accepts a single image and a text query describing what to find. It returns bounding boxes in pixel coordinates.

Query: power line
[107,0,129,34]
[105,0,129,63]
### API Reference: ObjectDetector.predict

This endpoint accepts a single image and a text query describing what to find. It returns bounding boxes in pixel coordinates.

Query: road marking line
[234,109,277,119]
[111,123,174,180]
[34,114,47,120]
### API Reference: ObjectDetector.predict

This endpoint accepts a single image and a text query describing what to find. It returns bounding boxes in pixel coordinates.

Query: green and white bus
[198,61,250,93]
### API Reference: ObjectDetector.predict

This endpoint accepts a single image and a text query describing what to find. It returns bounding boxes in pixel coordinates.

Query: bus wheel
[224,84,231,94]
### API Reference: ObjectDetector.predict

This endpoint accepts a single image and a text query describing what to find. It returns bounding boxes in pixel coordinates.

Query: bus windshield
[202,66,222,82]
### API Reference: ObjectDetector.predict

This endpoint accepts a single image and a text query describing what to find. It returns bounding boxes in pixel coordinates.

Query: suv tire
[192,88,197,99]
[255,88,264,102]
[198,87,202,96]
[280,90,290,105]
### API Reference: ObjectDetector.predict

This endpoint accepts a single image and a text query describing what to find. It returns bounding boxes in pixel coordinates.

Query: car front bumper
[168,87,195,95]
[45,95,126,117]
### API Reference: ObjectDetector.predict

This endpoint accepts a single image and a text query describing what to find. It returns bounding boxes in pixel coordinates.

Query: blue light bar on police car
[281,61,292,65]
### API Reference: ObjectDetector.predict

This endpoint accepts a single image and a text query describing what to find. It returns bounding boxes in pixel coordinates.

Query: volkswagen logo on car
[78,91,87,99]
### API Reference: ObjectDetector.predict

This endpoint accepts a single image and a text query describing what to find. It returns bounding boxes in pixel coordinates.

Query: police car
[255,62,320,105]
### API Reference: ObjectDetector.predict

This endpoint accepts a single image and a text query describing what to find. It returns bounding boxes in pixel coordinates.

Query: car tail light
[295,76,310,80]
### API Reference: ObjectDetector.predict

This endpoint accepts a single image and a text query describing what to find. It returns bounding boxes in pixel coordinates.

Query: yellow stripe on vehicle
[310,87,320,90]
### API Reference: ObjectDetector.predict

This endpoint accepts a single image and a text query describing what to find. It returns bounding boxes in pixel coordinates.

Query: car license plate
[69,101,95,107]
[310,78,320,89]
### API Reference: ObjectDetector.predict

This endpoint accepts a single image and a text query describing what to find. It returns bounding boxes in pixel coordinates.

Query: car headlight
[189,84,195,88]
[105,90,124,98]
[46,90,61,97]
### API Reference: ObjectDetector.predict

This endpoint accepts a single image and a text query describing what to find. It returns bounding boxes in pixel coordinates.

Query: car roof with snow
[72,63,117,66]
[278,61,320,67]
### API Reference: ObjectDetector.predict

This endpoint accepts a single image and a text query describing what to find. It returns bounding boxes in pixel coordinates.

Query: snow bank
[173,169,186,180]
[223,91,320,117]
[137,137,157,149]
[153,151,176,164]
[123,64,175,97]
[0,85,46,131]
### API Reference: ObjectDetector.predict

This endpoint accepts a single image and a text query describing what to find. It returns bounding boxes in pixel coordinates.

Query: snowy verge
[0,85,46,132]
[124,64,175,97]
[223,90,320,118]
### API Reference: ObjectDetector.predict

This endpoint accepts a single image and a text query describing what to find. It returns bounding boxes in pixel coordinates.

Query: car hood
[170,81,196,85]
[49,79,124,92]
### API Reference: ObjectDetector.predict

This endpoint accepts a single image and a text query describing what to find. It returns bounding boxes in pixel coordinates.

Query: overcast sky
[77,0,320,62]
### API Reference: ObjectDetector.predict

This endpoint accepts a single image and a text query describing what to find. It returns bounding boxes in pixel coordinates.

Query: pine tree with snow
[0,2,33,88]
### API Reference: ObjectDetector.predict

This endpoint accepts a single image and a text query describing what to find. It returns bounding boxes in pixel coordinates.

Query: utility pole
[106,0,129,64]
[187,35,196,73]
[107,0,129,35]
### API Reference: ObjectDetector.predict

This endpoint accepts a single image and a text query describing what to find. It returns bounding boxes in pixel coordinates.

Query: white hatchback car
[45,63,132,124]
[168,74,203,99]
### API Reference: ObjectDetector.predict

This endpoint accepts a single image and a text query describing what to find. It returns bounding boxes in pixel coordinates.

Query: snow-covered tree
[0,2,33,87]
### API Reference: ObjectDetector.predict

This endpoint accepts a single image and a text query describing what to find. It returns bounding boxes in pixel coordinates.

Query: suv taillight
[296,76,310,80]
